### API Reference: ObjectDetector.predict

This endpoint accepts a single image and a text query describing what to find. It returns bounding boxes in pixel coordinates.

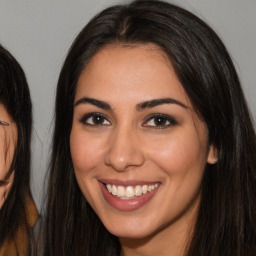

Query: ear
[207,145,218,164]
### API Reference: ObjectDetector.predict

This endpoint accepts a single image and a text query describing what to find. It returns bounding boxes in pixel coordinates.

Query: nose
[104,126,145,172]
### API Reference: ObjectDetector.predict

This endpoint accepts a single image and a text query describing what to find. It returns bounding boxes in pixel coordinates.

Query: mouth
[105,183,159,200]
[99,180,161,211]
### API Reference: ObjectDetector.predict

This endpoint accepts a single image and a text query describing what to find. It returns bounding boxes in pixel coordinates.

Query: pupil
[93,116,103,124]
[154,117,166,126]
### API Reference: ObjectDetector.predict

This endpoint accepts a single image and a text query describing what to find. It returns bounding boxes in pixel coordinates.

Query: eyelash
[79,112,177,129]
[79,113,111,127]
[143,113,177,129]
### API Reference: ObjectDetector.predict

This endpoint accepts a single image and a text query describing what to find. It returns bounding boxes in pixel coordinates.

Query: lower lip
[99,182,160,211]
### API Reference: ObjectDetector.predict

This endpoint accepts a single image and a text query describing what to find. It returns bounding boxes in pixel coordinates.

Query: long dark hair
[44,0,256,255]
[0,45,34,250]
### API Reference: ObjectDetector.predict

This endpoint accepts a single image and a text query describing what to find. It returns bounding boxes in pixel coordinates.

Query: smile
[105,183,159,199]
[99,181,161,211]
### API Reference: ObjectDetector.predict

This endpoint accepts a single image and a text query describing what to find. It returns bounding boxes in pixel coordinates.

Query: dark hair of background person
[0,45,35,252]
[44,0,256,255]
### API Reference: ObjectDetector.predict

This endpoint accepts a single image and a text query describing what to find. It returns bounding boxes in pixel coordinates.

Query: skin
[0,104,17,209]
[70,44,217,256]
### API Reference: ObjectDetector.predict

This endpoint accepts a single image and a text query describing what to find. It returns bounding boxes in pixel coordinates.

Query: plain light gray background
[0,0,255,208]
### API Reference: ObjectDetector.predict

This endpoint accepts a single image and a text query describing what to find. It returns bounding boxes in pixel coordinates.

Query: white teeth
[106,184,112,193]
[126,186,134,198]
[117,186,126,197]
[135,185,142,196]
[149,185,154,191]
[106,183,159,199]
[142,185,148,194]
[112,185,117,196]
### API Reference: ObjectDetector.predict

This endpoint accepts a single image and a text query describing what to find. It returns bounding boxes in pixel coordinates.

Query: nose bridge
[104,123,145,172]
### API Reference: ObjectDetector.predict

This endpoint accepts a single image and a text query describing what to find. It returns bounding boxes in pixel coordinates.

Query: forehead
[75,44,190,107]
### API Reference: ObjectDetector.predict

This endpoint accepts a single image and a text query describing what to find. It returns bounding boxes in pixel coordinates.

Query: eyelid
[0,120,10,126]
[142,113,177,128]
[79,112,111,126]
[78,112,177,129]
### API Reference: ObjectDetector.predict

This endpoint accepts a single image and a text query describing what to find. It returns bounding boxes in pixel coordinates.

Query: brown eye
[79,113,111,126]
[143,114,177,129]
[92,115,105,125]
[153,117,168,126]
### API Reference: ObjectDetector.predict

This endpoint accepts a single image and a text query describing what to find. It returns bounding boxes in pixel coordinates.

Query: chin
[102,217,159,240]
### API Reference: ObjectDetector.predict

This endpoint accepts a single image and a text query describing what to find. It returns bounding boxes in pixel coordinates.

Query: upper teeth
[106,183,159,199]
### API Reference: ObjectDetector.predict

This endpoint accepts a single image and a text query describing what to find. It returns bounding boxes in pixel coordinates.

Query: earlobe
[207,145,218,164]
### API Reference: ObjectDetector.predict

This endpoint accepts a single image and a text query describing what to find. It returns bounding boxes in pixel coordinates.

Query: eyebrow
[136,98,188,111]
[75,97,112,110]
[74,97,188,111]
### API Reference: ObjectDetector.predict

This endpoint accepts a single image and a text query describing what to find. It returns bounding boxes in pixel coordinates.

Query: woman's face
[0,104,17,209]
[70,44,216,239]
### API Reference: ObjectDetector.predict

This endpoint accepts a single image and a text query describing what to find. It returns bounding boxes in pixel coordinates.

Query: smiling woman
[70,44,217,243]
[44,0,256,255]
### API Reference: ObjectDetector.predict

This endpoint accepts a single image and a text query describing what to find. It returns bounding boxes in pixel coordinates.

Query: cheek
[147,130,207,176]
[70,128,104,174]
[0,171,14,206]
[70,128,105,206]
[0,133,17,180]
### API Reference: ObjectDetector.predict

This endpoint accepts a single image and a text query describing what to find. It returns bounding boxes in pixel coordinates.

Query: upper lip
[99,179,160,186]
